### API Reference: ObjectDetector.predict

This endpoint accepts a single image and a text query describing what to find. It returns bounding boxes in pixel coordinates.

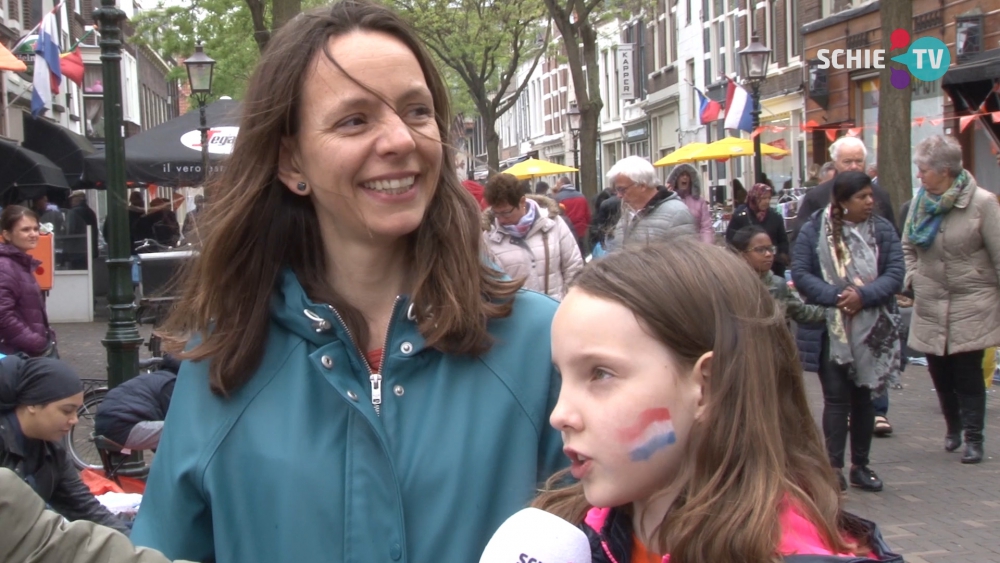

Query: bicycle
[63,357,165,473]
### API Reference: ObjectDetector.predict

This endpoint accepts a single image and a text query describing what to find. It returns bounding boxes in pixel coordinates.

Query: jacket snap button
[390,543,402,560]
[393,385,404,396]
[346,390,358,401]
[400,342,413,354]
[321,355,334,369]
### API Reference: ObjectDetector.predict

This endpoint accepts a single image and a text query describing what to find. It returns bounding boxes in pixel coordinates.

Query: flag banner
[696,88,720,124]
[617,44,635,101]
[60,48,84,85]
[723,79,753,132]
[31,12,62,117]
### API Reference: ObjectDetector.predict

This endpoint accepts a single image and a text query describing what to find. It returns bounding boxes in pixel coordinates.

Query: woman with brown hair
[483,173,583,299]
[792,171,903,493]
[534,241,900,563]
[129,2,565,562]
[0,206,56,357]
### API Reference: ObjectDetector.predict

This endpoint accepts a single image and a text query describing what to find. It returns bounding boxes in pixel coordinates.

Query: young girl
[535,241,901,563]
[730,225,827,325]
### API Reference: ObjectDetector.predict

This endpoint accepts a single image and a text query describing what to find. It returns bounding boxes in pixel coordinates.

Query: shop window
[956,15,983,62]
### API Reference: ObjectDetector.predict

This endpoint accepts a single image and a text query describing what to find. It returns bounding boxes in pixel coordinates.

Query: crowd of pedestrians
[0,1,997,563]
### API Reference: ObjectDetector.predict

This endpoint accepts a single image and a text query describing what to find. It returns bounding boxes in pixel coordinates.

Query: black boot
[937,390,963,452]
[959,394,986,464]
[849,465,883,492]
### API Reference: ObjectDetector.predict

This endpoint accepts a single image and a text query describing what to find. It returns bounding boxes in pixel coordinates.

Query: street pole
[751,82,763,185]
[95,0,142,390]
[199,97,209,183]
[573,133,580,189]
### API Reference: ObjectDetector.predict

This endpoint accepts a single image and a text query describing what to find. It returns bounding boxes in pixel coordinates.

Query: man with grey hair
[603,156,696,252]
[818,161,837,184]
[792,136,896,241]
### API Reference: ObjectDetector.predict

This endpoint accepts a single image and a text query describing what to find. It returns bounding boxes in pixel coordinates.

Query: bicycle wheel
[63,389,107,471]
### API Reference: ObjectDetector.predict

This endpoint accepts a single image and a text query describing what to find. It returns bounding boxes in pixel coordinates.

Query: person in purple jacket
[0,206,56,358]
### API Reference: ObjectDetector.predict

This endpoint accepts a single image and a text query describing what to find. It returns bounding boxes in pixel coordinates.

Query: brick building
[802,0,1000,194]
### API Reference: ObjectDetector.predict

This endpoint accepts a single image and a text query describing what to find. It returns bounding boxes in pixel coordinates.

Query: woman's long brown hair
[158,0,520,395]
[533,241,866,562]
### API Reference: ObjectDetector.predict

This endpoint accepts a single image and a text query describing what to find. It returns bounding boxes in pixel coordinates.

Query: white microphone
[479,507,592,563]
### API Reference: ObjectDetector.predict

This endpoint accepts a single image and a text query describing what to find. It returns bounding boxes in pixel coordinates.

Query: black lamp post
[567,101,581,189]
[94,0,143,389]
[738,34,771,184]
[184,43,215,185]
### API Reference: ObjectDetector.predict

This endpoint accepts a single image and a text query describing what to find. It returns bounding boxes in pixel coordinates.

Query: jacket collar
[0,411,24,458]
[270,268,428,355]
[953,169,978,209]
[0,244,38,269]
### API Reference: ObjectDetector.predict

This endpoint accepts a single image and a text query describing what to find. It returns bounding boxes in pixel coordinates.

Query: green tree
[392,0,550,176]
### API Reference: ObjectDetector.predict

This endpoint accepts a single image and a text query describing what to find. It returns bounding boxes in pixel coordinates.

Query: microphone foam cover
[479,507,592,563]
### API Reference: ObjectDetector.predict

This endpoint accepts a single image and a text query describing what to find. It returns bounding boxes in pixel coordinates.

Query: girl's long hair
[533,241,865,562]
[157,0,520,395]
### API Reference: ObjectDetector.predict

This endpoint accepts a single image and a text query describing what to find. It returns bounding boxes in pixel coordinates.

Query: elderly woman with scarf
[666,163,714,244]
[726,182,791,277]
[0,354,129,534]
[483,173,583,299]
[793,171,904,493]
[903,135,1000,465]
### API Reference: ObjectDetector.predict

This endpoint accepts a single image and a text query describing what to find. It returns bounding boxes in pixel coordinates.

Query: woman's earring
[296,182,308,193]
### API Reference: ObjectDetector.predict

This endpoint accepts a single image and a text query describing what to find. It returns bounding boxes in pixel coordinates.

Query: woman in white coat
[483,173,583,299]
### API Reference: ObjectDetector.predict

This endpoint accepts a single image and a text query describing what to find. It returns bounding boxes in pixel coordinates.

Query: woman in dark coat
[726,183,790,276]
[0,206,55,357]
[792,171,904,494]
[0,354,130,534]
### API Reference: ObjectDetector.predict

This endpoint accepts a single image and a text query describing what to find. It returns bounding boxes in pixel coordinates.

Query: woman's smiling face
[278,30,443,245]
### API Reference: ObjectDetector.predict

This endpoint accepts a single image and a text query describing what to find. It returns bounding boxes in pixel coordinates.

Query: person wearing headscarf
[725,182,790,277]
[666,163,714,244]
[0,354,130,534]
[903,135,1000,465]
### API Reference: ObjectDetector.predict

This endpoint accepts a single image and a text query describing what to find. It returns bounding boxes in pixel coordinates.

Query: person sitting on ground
[94,355,180,452]
[730,224,826,325]
[666,163,714,244]
[483,173,583,299]
[603,156,696,252]
[0,354,130,534]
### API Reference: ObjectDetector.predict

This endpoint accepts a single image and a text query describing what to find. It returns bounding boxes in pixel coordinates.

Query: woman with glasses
[792,171,903,493]
[603,156,696,252]
[902,134,1000,464]
[483,173,583,299]
[730,225,826,325]
[726,182,791,277]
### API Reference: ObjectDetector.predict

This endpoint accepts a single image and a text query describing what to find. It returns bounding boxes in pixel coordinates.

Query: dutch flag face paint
[620,408,677,462]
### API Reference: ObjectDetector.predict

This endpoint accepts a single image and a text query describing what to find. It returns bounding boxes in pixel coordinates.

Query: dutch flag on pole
[723,78,753,133]
[31,12,62,117]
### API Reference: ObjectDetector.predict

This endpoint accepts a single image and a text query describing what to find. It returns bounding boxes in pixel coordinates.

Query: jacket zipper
[327,296,401,417]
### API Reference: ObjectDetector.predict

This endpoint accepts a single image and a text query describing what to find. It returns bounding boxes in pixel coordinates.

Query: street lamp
[94,0,143,390]
[567,101,581,189]
[738,34,771,184]
[184,43,215,185]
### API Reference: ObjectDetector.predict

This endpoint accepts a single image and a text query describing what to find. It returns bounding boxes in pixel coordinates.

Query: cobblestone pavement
[56,322,1000,561]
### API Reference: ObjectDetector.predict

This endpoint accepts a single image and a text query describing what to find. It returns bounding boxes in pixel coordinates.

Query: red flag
[846,128,861,137]
[991,111,1000,123]
[60,47,84,86]
[960,115,978,133]
[695,88,721,125]
[825,129,837,142]
[913,117,925,126]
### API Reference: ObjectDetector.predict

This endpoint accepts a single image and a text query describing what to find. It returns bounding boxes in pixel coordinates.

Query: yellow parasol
[502,158,578,180]
[687,136,789,161]
[0,43,27,72]
[652,143,709,167]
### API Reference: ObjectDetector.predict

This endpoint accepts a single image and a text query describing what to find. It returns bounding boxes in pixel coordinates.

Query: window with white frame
[786,0,799,59]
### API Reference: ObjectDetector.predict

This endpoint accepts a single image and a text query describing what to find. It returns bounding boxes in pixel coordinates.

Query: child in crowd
[731,225,827,325]
[533,241,901,563]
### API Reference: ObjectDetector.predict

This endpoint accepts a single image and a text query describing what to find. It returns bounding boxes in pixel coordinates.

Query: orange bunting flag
[769,126,787,133]
[59,48,84,86]
[991,111,1000,123]
[930,118,944,126]
[847,128,862,137]
[960,115,978,133]
[801,120,819,132]
[913,117,925,126]
[825,129,838,142]
[750,127,763,138]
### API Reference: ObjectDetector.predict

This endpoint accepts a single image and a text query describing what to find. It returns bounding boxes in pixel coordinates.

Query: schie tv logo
[815,29,950,89]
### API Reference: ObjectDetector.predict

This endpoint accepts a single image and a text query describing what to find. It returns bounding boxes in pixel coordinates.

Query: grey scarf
[817,207,901,395]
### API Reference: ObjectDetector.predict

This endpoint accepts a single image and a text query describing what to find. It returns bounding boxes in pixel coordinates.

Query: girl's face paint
[620,408,677,462]
[550,289,704,510]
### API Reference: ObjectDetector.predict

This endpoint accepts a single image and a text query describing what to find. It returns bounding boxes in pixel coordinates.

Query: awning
[943,49,1000,88]
[0,140,72,204]
[22,114,96,189]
